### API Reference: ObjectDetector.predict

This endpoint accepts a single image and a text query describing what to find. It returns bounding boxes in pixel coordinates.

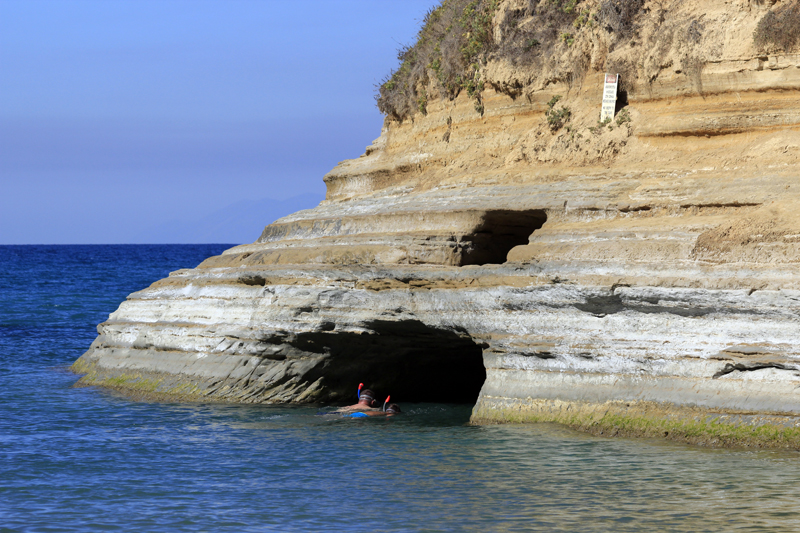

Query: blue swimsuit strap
[348,412,369,418]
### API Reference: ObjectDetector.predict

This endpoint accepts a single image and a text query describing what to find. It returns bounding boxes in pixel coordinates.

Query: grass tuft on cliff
[754,1,800,52]
[376,0,647,122]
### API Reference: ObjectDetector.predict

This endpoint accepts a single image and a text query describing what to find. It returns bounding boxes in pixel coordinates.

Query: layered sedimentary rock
[75,0,800,444]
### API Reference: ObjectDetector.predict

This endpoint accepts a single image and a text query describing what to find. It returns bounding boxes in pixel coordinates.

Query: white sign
[600,73,619,122]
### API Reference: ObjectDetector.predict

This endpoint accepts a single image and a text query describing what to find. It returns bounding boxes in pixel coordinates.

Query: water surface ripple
[1,245,799,532]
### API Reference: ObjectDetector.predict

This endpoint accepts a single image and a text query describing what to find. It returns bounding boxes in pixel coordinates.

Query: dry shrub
[754,1,800,51]
[598,0,645,37]
[605,56,637,96]
[639,14,700,87]
[376,0,499,121]
[495,0,584,66]
[686,19,703,44]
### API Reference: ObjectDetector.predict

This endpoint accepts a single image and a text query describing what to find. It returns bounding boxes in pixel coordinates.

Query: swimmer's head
[359,389,377,406]
[386,403,401,414]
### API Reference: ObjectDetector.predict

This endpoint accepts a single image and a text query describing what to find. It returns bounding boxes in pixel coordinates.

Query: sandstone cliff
[74,0,800,446]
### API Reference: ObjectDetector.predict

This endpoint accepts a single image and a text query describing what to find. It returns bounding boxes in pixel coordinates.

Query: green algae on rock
[472,397,800,450]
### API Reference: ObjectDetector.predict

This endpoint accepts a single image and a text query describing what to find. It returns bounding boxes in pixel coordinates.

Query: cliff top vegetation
[376,0,644,121]
[376,0,800,122]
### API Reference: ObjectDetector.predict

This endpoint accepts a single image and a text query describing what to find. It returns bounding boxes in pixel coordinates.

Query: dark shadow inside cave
[295,320,486,404]
[460,209,548,266]
[615,90,629,114]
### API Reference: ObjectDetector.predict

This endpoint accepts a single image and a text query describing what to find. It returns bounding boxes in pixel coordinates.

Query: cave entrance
[299,320,486,404]
[460,209,547,266]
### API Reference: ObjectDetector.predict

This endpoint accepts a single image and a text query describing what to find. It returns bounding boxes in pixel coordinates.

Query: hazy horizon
[0,0,438,244]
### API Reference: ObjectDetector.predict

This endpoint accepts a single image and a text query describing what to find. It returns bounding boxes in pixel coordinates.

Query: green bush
[546,95,571,131]
[417,89,429,115]
[615,108,631,126]
[588,116,612,134]
[573,9,595,29]
[524,38,541,51]
[754,1,800,51]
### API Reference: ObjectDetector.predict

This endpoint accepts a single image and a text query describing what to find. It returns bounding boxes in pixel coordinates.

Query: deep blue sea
[3,244,800,532]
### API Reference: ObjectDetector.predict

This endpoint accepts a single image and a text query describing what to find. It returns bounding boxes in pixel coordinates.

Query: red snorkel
[383,395,390,412]
[357,383,363,400]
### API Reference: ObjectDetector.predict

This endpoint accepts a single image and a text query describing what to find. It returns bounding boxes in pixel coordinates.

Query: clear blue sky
[0,0,437,244]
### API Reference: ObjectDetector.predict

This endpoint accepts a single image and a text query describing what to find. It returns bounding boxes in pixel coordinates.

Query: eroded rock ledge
[74,0,800,447]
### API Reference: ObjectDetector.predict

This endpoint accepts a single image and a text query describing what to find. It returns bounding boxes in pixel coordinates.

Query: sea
[2,244,800,532]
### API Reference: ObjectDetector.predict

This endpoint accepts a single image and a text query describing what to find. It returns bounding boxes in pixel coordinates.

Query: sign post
[600,73,619,122]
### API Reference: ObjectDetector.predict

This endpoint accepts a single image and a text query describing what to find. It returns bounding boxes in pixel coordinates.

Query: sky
[0,0,438,244]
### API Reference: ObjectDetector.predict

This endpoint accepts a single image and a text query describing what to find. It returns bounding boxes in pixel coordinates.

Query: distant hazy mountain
[134,193,324,244]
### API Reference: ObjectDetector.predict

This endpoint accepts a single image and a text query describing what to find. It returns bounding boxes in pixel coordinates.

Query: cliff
[74,0,800,446]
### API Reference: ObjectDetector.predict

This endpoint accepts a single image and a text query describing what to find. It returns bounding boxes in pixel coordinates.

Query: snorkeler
[338,387,379,412]
[378,403,402,416]
[338,385,403,418]
[348,396,402,418]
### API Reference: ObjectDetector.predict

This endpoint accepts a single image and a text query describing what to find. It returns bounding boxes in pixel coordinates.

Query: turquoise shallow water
[3,245,800,532]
